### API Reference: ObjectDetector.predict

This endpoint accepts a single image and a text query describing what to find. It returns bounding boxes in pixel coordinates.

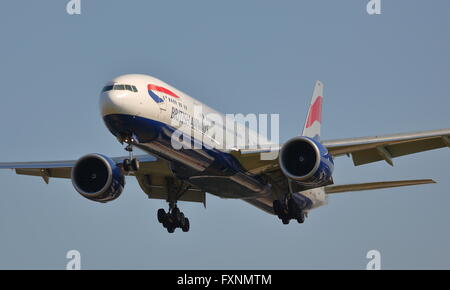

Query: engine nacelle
[279,136,334,187]
[71,154,125,203]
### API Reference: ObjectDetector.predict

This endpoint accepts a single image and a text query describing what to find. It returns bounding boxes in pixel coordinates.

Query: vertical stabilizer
[302,81,324,140]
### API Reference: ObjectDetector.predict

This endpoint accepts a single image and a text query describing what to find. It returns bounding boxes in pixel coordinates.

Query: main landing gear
[157,178,191,233]
[122,143,140,173]
[157,206,190,233]
[273,197,306,225]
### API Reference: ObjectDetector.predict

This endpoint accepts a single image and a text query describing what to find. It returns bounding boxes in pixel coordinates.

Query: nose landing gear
[122,142,139,172]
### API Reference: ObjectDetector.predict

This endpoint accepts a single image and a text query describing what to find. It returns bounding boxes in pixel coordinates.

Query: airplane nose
[100,90,135,117]
[100,82,160,143]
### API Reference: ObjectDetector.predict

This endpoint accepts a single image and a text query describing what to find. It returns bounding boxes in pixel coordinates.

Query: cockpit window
[102,85,114,92]
[102,84,138,93]
[114,84,125,90]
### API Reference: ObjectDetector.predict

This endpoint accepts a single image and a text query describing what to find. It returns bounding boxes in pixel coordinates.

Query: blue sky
[0,0,449,269]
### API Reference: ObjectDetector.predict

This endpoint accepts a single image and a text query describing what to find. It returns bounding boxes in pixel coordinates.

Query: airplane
[0,74,449,233]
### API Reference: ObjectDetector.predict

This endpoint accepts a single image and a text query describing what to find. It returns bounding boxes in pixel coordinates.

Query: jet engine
[71,154,125,203]
[278,136,334,187]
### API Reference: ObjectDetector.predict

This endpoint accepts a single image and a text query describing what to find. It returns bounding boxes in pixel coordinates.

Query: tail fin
[302,81,324,140]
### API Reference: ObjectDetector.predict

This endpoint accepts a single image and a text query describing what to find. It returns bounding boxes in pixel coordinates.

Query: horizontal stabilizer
[325,179,436,194]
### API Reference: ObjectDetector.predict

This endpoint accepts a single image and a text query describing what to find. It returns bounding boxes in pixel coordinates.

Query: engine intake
[71,154,125,203]
[279,137,333,186]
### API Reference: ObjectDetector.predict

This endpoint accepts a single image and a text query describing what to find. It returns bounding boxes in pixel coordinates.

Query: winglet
[302,81,324,140]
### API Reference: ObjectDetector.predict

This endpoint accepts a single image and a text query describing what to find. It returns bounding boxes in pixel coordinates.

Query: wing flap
[351,137,447,166]
[230,150,278,174]
[136,173,206,204]
[325,179,436,194]
[16,168,72,179]
[143,185,205,203]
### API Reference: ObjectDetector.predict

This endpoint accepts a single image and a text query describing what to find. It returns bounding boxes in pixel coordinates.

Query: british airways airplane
[1,74,449,233]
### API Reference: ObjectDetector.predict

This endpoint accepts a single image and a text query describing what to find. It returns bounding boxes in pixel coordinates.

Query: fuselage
[100,74,327,209]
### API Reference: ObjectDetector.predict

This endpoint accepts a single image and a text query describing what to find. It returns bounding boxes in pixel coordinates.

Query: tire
[157,209,166,223]
[297,214,305,224]
[167,225,175,233]
[273,200,282,216]
[131,158,140,171]
[182,218,190,232]
[282,218,290,225]
[179,212,185,227]
[287,198,298,218]
[162,215,173,228]
[123,159,131,172]
[172,207,181,225]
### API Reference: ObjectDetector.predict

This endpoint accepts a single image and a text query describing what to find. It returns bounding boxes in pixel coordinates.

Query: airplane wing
[324,179,436,194]
[235,128,450,171]
[0,155,156,182]
[0,155,206,204]
[322,128,450,166]
[231,128,449,199]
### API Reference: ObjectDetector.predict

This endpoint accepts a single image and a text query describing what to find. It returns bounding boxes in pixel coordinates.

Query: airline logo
[305,96,322,129]
[147,84,180,103]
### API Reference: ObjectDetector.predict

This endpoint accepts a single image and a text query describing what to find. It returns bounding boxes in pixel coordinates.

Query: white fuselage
[100,74,327,210]
[100,74,264,151]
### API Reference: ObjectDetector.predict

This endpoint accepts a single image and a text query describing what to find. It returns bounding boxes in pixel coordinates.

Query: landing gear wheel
[172,207,180,217]
[273,200,283,217]
[131,158,140,171]
[123,142,139,172]
[178,212,186,227]
[282,218,290,225]
[167,225,175,233]
[123,159,131,172]
[287,198,298,218]
[172,207,182,225]
[162,219,170,229]
[182,218,190,232]
[157,209,166,223]
[297,213,305,224]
